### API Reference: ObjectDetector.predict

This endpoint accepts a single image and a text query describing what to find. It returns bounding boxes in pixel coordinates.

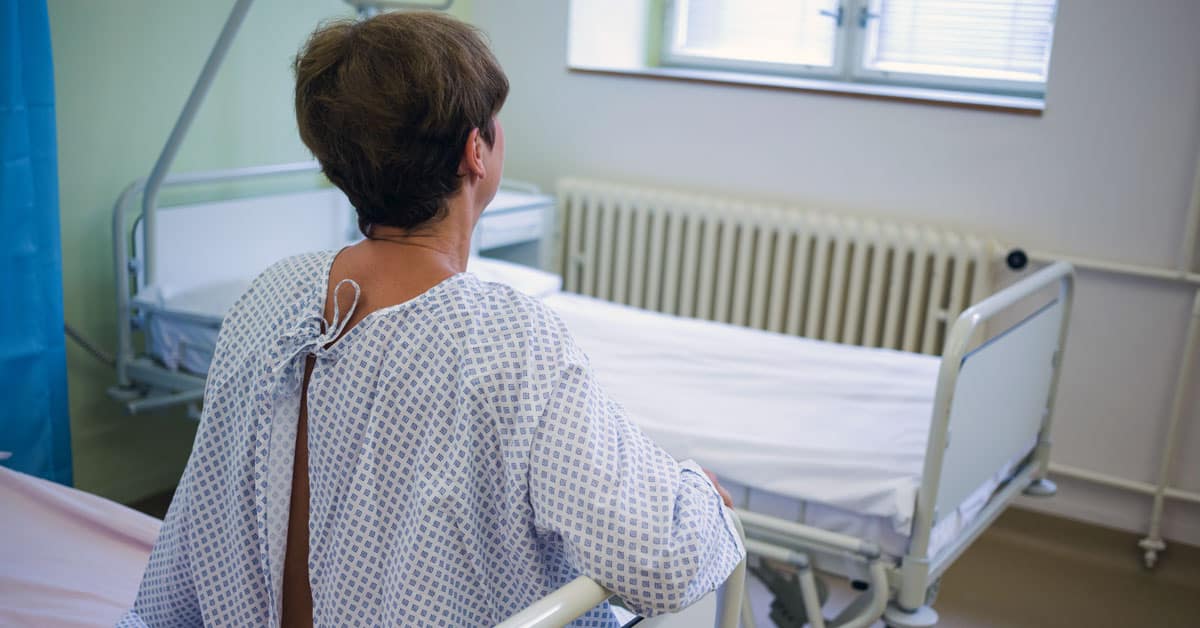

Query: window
[662,0,1058,100]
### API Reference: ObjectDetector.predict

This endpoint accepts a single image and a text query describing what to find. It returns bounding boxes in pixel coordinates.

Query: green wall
[49,0,472,504]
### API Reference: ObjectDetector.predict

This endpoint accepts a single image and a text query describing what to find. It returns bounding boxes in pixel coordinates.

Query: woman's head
[294,12,508,236]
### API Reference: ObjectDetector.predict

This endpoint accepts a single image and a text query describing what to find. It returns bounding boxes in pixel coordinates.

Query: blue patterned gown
[118,251,744,627]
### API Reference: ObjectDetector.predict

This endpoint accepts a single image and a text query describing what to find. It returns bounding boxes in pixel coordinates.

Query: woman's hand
[703,469,734,508]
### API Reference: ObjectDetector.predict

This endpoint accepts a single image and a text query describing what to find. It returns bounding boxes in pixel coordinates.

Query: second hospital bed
[109,174,1073,627]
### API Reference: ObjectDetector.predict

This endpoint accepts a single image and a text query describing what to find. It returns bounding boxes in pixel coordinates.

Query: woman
[120,11,742,627]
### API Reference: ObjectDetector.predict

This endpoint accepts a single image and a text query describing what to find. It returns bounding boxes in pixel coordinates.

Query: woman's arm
[528,359,745,617]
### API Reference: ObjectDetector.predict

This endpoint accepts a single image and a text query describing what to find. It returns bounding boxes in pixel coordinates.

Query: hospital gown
[118,250,744,627]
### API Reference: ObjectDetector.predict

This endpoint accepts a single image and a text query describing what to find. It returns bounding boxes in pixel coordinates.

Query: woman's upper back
[135,250,577,625]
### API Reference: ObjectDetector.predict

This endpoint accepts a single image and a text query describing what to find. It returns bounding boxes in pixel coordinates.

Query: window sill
[568,64,1045,115]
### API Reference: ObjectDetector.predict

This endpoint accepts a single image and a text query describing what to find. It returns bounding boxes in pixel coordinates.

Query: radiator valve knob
[1006,248,1029,271]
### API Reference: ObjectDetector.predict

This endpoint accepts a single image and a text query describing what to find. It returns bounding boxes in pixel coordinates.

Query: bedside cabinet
[473,182,555,269]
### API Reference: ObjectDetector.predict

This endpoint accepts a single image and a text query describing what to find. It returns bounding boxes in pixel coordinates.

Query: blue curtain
[0,0,72,485]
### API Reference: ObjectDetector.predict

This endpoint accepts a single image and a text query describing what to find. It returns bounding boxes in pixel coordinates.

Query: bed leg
[107,385,144,402]
[747,559,827,628]
[882,604,939,628]
[1022,477,1057,497]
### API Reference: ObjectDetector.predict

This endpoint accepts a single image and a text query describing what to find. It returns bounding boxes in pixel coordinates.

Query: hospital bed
[108,163,1073,627]
[0,465,745,628]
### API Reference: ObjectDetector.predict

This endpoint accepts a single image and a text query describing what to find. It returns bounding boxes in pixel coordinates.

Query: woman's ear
[457,127,486,179]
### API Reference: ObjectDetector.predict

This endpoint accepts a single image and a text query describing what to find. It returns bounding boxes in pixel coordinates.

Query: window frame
[659,0,1056,101]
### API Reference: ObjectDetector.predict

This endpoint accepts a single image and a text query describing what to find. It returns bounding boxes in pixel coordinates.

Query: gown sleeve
[527,331,745,617]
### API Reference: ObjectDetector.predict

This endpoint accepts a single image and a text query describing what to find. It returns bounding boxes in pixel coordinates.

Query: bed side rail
[496,511,748,628]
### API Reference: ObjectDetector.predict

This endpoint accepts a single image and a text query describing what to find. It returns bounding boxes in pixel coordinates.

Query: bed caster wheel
[1023,478,1057,497]
[883,604,939,628]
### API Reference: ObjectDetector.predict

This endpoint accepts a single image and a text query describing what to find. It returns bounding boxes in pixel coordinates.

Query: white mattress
[135,257,1021,560]
[544,292,1022,559]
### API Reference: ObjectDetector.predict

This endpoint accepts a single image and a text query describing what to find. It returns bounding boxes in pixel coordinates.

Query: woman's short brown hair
[294,12,508,235]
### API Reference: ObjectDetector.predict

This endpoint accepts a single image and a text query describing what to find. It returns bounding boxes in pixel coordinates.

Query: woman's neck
[364,229,469,276]
[364,190,482,274]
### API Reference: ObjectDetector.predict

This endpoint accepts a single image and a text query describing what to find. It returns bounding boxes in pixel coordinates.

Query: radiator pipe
[1180,121,1200,273]
[1024,249,1200,286]
[1048,463,1200,506]
[1139,287,1200,568]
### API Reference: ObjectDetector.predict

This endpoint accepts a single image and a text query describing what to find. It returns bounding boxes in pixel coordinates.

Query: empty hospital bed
[545,268,1071,628]
[107,162,1073,627]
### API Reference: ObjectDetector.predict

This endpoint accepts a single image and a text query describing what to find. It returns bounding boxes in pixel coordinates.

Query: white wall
[471,0,1200,545]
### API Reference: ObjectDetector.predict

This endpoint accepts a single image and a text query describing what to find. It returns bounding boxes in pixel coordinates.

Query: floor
[742,508,1200,628]
[930,509,1199,628]
[129,494,1200,627]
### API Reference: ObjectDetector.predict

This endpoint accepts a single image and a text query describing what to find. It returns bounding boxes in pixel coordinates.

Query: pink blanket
[0,467,159,627]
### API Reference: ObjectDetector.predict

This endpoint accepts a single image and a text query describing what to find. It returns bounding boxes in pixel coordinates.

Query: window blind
[862,0,1056,82]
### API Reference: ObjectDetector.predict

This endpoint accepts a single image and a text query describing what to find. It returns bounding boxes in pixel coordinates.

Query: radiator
[553,178,994,355]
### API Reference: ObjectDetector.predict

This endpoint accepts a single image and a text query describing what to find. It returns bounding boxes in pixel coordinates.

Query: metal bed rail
[496,510,748,628]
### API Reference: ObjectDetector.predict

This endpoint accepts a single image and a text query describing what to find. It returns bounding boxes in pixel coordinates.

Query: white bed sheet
[0,467,159,628]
